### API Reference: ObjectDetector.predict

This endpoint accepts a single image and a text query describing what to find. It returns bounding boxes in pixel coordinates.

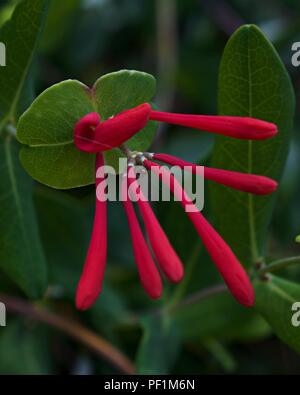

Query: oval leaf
[210,25,295,267]
[94,69,157,169]
[17,80,95,189]
[0,0,48,298]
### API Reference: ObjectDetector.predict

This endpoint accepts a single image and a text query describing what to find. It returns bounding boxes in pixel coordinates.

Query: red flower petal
[127,167,184,283]
[144,160,255,307]
[153,153,278,195]
[94,103,151,151]
[149,111,277,140]
[122,168,162,299]
[76,153,107,310]
[74,112,101,153]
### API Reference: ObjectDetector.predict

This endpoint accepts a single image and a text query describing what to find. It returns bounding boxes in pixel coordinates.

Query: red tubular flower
[149,110,277,140]
[127,167,184,282]
[74,112,101,153]
[74,104,151,153]
[153,153,278,195]
[76,153,107,310]
[74,103,278,156]
[93,103,151,151]
[122,168,162,299]
[143,159,255,307]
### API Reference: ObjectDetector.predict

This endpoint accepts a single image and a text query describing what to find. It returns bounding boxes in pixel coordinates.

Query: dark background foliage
[0,0,300,374]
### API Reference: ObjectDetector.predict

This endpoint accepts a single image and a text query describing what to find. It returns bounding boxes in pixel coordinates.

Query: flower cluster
[74,104,278,310]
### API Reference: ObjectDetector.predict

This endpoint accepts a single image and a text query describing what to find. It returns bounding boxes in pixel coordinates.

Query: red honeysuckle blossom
[152,153,278,195]
[74,103,279,309]
[149,111,277,140]
[143,159,254,307]
[75,104,277,154]
[74,103,151,153]
[76,153,107,310]
[122,167,163,299]
[126,166,184,283]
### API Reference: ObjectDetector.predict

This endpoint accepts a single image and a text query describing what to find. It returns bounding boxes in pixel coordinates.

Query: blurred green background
[0,0,300,375]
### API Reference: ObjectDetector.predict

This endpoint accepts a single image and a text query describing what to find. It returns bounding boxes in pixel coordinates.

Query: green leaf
[0,139,47,298]
[255,275,300,353]
[94,70,157,169]
[0,0,48,129]
[210,25,295,267]
[0,0,48,298]
[17,80,95,189]
[17,70,157,189]
[136,315,181,374]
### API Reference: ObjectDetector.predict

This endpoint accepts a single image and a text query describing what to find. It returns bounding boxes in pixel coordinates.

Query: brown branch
[0,293,135,374]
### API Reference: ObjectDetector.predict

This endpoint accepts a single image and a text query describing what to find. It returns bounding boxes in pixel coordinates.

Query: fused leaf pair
[16,71,158,188]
